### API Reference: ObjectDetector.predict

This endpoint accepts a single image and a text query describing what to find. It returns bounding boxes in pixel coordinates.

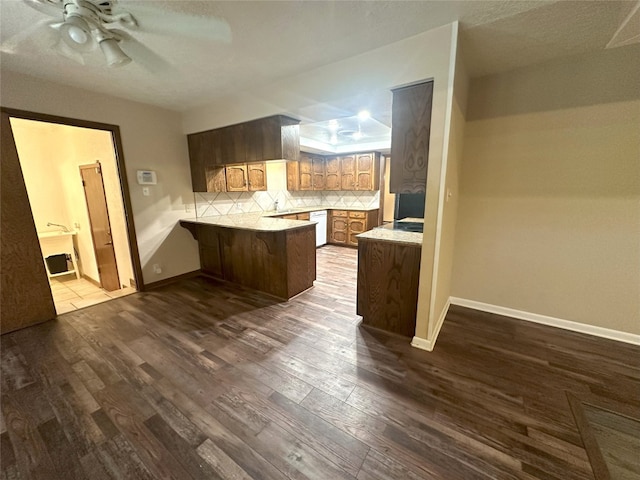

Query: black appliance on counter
[394,193,425,220]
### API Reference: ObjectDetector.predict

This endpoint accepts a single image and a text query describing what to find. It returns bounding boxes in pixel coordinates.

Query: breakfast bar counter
[180,214,316,300]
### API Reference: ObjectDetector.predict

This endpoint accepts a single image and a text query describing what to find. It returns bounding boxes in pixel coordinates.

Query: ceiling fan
[1,0,232,69]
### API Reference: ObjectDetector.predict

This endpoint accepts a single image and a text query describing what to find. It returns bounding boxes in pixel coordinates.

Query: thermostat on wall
[136,170,157,185]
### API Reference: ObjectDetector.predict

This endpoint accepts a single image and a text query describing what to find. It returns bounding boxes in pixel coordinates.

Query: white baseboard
[411,298,451,352]
[450,297,640,346]
[411,336,433,351]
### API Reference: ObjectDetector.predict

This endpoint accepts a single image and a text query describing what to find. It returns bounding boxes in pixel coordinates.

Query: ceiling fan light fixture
[99,37,131,67]
[60,15,93,52]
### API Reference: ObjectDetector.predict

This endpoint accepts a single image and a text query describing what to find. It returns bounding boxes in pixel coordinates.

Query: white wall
[452,45,640,335]
[1,70,200,285]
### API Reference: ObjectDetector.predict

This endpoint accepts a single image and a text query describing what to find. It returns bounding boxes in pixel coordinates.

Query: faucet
[47,222,69,232]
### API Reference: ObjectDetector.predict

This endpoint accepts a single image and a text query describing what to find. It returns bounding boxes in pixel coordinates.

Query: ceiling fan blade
[112,29,174,74]
[0,18,59,54]
[22,0,64,18]
[115,4,232,44]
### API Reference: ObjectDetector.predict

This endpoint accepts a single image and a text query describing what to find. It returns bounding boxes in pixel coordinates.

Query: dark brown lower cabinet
[357,238,421,337]
[181,222,316,300]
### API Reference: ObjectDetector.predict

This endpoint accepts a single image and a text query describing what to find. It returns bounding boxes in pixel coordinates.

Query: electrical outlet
[153,264,162,274]
[142,187,150,196]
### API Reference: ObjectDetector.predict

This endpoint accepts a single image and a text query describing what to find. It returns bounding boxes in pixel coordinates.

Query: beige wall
[426,47,469,343]
[11,118,100,281]
[452,45,640,335]
[62,124,134,287]
[1,70,200,285]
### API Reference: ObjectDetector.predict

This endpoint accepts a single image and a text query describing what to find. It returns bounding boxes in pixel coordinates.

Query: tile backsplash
[194,190,380,218]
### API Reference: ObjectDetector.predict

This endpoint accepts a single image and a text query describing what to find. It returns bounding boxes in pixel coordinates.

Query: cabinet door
[206,166,227,192]
[312,156,326,190]
[244,120,262,163]
[347,217,367,246]
[226,164,248,191]
[297,212,310,221]
[198,227,223,277]
[355,153,376,191]
[286,161,300,191]
[299,154,313,191]
[325,156,341,190]
[247,162,267,191]
[330,216,348,244]
[340,155,356,190]
[187,132,210,192]
[220,126,234,164]
[390,81,433,193]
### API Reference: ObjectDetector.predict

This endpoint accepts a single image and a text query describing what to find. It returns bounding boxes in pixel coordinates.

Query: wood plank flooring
[2,245,639,479]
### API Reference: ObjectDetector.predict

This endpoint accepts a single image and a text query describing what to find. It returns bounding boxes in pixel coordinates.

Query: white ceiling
[1,0,637,117]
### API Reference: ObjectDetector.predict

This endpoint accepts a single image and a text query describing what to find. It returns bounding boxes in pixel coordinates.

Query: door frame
[1,107,145,291]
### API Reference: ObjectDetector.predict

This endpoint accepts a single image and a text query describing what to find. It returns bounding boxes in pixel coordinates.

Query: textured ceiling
[0,0,636,115]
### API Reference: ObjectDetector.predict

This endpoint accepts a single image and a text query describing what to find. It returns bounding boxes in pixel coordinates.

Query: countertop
[180,213,316,232]
[181,205,379,232]
[262,205,379,217]
[356,218,423,247]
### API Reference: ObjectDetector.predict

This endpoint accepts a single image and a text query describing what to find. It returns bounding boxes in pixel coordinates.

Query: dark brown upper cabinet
[390,81,433,194]
[187,115,300,192]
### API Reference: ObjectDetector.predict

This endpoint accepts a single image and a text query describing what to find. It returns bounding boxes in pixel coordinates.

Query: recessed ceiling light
[357,110,370,121]
[328,119,339,131]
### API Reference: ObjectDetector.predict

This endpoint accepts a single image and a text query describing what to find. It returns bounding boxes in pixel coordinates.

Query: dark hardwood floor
[2,245,639,479]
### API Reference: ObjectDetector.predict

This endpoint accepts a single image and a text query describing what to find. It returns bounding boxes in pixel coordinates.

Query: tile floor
[49,275,136,314]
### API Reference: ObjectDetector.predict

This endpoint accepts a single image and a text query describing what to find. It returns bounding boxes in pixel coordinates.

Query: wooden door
[390,81,433,193]
[355,153,375,190]
[299,155,313,190]
[340,155,356,190]
[312,156,326,190]
[80,163,121,292]
[247,163,267,191]
[330,216,348,244]
[325,156,341,190]
[226,164,248,191]
[1,112,56,334]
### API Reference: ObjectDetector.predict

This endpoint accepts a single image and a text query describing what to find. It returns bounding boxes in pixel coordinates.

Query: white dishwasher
[309,210,327,247]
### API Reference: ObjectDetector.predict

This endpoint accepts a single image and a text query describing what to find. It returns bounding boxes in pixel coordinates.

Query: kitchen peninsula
[180,214,315,300]
[356,219,423,336]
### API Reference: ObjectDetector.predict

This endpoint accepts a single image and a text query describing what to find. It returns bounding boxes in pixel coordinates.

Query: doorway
[7,114,141,315]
